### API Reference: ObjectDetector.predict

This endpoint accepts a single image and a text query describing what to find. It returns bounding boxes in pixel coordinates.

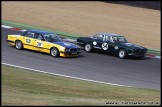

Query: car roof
[96,32,123,36]
[27,30,55,34]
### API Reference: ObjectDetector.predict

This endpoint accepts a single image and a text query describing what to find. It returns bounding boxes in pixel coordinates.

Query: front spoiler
[128,53,145,57]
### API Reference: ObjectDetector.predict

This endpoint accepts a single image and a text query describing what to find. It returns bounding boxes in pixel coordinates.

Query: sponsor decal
[93,41,97,45]
[102,42,108,50]
[114,46,119,50]
[26,39,31,43]
[37,42,43,47]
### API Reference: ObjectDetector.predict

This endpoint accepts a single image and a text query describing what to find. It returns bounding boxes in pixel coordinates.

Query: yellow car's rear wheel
[15,40,23,50]
[50,47,60,57]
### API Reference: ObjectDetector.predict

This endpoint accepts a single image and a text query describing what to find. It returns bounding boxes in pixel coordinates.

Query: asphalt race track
[2,28,160,90]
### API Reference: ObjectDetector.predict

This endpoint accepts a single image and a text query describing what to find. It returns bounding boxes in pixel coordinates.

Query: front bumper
[60,51,81,57]
[127,49,147,57]
[128,53,145,57]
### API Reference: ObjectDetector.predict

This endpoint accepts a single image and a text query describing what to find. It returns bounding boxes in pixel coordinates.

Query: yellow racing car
[6,30,81,57]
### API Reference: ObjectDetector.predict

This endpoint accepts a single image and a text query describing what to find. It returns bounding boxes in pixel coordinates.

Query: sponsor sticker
[114,46,119,50]
[37,42,43,47]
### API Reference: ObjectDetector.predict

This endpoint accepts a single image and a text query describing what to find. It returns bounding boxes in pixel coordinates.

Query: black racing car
[77,32,147,59]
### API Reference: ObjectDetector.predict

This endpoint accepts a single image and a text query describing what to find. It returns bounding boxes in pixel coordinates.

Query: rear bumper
[6,40,14,43]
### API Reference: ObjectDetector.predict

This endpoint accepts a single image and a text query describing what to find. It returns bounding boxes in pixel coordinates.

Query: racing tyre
[50,47,60,57]
[85,43,92,52]
[15,40,23,50]
[118,49,127,59]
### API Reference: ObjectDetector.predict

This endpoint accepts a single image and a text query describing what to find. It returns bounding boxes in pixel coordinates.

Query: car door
[33,33,49,52]
[104,35,117,54]
[92,34,104,50]
[21,31,35,50]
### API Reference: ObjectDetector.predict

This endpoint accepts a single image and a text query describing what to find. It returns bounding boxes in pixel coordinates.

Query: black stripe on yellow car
[24,43,50,50]
[6,40,14,43]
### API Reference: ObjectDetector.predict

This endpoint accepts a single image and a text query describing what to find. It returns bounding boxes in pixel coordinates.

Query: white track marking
[19,29,27,32]
[145,55,161,59]
[154,56,161,59]
[2,25,13,29]
[2,62,134,88]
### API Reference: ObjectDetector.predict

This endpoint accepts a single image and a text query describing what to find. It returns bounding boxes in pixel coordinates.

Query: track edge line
[2,62,134,88]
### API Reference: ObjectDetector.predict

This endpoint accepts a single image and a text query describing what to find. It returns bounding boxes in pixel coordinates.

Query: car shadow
[17,48,85,59]
[126,56,152,60]
[63,55,85,59]
[89,49,151,60]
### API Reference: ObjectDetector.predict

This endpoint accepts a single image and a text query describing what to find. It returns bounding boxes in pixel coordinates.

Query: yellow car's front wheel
[50,47,60,57]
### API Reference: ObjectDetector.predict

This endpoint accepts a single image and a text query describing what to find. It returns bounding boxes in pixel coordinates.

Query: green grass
[147,49,161,56]
[2,65,160,106]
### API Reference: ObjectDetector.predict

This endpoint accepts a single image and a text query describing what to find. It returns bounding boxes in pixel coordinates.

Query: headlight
[114,46,119,50]
[65,48,70,52]
[60,47,65,51]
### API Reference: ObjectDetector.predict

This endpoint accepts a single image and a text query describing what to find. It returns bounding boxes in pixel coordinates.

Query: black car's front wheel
[84,43,92,52]
[50,47,60,57]
[118,49,127,59]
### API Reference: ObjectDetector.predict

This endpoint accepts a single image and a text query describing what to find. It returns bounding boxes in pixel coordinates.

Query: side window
[35,34,44,40]
[97,34,104,41]
[113,37,118,42]
[93,35,97,39]
[93,34,104,41]
[24,32,34,38]
[105,35,110,42]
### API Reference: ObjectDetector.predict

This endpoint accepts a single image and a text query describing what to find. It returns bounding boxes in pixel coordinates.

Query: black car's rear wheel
[84,43,92,52]
[118,49,127,59]
[50,47,60,57]
[15,40,23,50]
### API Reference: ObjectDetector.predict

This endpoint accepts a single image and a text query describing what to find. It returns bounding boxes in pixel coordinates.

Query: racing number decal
[102,42,108,50]
[37,42,43,47]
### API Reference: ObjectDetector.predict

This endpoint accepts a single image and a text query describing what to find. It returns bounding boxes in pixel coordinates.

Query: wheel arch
[50,46,59,51]
[118,48,127,53]
[84,42,93,46]
[15,39,22,44]
[15,39,23,47]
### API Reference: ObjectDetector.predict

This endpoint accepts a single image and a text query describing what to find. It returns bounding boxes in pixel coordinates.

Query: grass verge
[2,20,82,39]
[2,20,160,56]
[2,65,160,106]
